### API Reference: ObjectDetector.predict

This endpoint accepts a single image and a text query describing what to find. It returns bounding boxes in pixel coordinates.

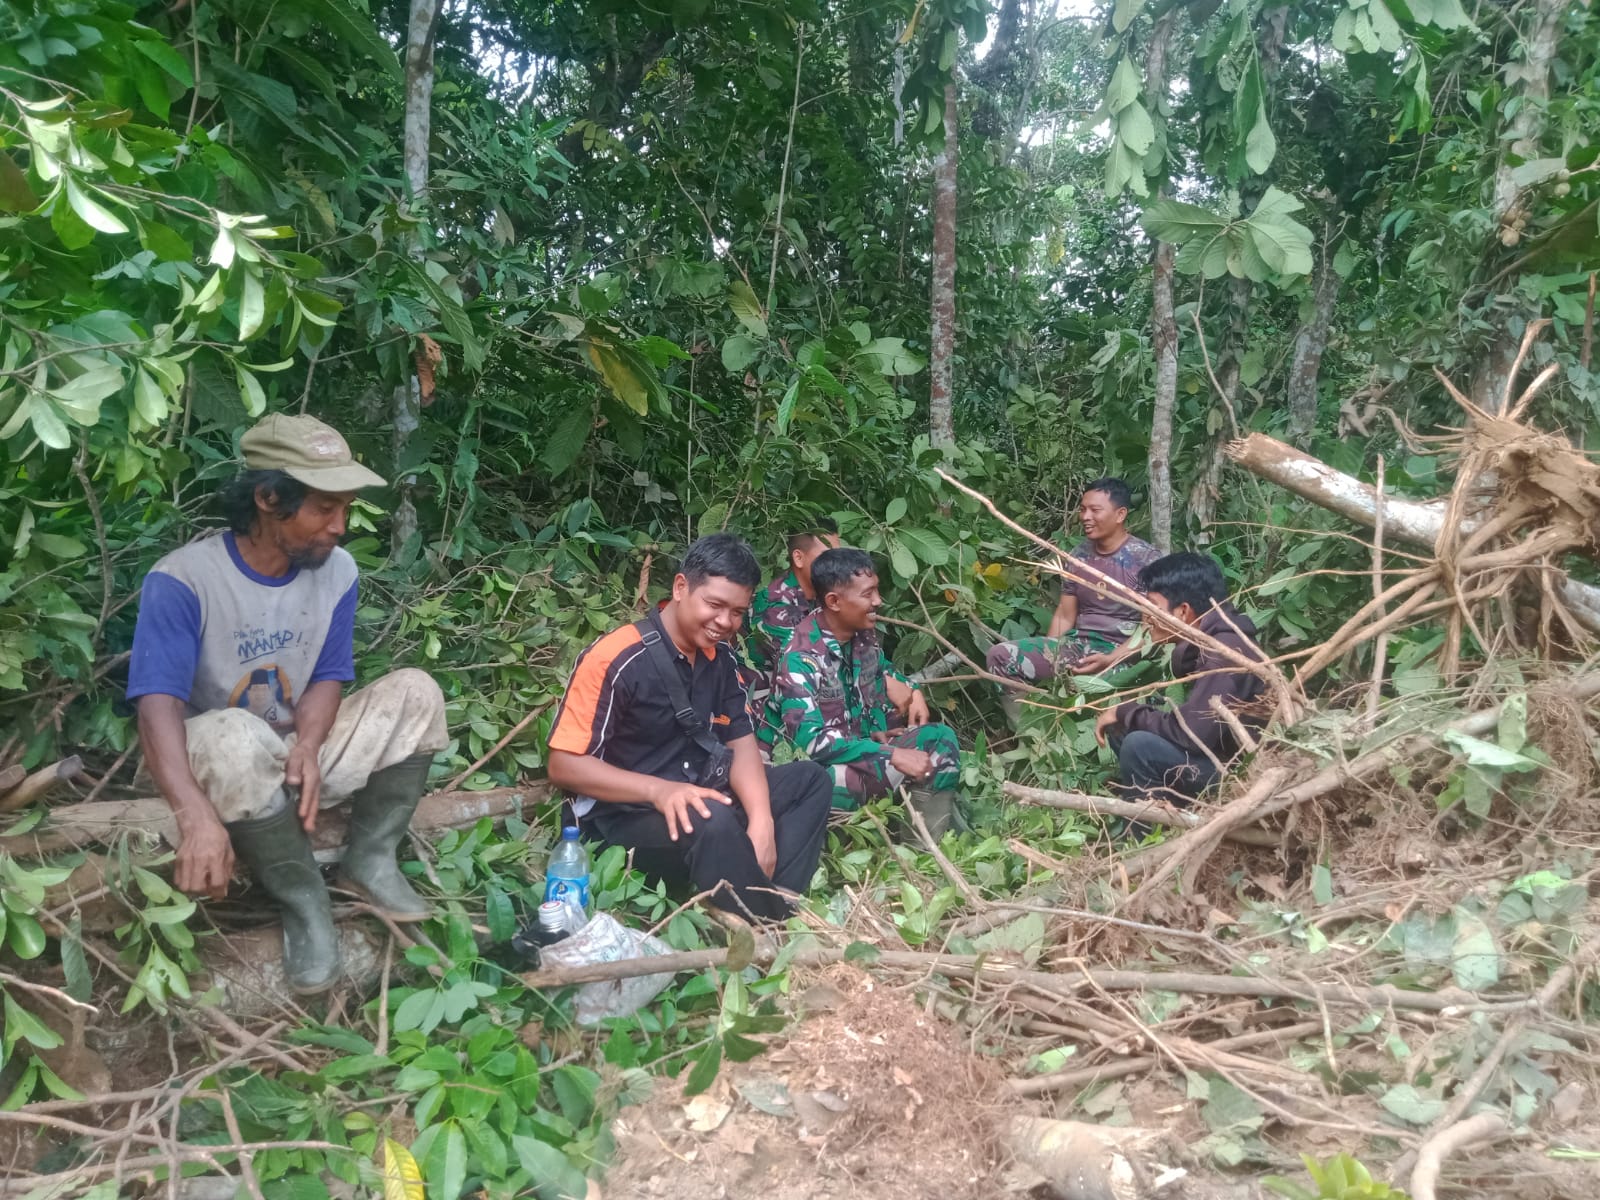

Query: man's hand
[906,689,930,728]
[174,812,235,900]
[1071,651,1116,676]
[746,814,777,878]
[1094,707,1122,747]
[890,746,935,782]
[285,741,323,831]
[650,780,735,840]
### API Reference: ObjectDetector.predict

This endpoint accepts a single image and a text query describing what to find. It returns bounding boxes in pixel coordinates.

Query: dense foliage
[2,0,1597,1188]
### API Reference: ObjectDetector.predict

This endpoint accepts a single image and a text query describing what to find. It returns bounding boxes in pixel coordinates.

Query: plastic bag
[538,912,675,1025]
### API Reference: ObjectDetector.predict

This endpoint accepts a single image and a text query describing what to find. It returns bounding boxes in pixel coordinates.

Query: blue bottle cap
[561,825,580,839]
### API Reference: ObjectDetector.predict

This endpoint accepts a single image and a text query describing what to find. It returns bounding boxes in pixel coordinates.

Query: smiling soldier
[127,414,448,995]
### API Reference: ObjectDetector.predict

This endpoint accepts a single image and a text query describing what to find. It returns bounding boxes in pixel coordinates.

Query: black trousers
[585,761,832,921]
[1113,730,1220,807]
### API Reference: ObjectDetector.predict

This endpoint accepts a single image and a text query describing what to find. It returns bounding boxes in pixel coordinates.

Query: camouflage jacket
[760,612,904,766]
[745,571,814,676]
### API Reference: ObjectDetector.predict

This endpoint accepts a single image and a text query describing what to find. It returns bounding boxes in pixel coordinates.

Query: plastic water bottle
[543,826,591,930]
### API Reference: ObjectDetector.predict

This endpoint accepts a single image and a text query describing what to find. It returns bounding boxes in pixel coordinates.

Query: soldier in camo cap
[761,548,962,836]
[987,477,1160,723]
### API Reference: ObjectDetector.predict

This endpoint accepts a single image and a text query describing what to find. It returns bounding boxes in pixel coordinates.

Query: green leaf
[423,1121,466,1200]
[1141,198,1228,244]
[1379,1083,1446,1125]
[1242,187,1314,278]
[1117,102,1155,157]
[541,404,592,476]
[1451,909,1500,991]
[1311,864,1334,905]
[887,537,917,582]
[5,912,46,959]
[684,1037,723,1097]
[720,333,761,373]
[896,527,950,567]
[510,1135,588,1199]
[407,262,484,372]
[238,270,265,339]
[234,363,266,416]
[50,194,95,250]
[2,993,62,1054]
[1442,731,1540,772]
[1112,0,1147,33]
[884,497,908,525]
[61,916,91,1002]
[697,502,729,537]
[290,0,404,80]
[728,281,767,338]
[1244,99,1276,175]
[65,178,127,234]
[134,37,196,86]
[1105,56,1141,114]
[133,368,169,426]
[1201,1076,1265,1134]
[856,337,925,376]
[30,533,86,560]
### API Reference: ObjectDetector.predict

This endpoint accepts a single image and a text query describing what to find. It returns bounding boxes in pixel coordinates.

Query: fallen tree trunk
[0,784,551,859]
[1003,781,1283,848]
[523,941,1528,1013]
[1226,432,1600,633]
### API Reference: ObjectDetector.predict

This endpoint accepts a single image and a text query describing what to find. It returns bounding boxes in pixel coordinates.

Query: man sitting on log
[127,414,448,995]
[1094,552,1268,809]
[546,534,832,921]
[761,547,962,836]
[987,478,1161,723]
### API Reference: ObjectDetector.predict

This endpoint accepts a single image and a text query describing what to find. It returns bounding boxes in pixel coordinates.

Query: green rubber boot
[335,755,432,923]
[906,785,959,841]
[226,802,340,995]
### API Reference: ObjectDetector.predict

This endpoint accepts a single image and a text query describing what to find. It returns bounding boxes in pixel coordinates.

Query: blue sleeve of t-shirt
[308,580,357,686]
[126,572,202,703]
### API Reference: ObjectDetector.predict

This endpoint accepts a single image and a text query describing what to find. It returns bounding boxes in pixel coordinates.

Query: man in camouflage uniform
[987,478,1161,718]
[761,548,961,836]
[746,520,839,677]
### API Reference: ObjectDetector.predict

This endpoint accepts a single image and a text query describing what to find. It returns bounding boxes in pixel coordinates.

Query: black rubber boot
[335,755,432,922]
[226,803,340,995]
[906,785,959,841]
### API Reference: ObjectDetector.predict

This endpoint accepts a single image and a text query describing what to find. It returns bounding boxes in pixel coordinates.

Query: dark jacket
[1116,603,1268,760]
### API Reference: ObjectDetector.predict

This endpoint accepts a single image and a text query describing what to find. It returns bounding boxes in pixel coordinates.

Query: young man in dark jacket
[1094,552,1267,806]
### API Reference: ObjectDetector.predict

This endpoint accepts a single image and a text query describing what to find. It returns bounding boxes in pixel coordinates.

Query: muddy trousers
[183,669,449,821]
[585,762,833,922]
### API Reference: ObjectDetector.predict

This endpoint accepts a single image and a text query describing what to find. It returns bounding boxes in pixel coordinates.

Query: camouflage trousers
[828,724,961,811]
[985,631,1119,684]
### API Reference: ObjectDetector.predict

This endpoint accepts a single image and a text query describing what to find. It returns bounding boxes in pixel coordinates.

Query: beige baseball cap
[239,414,387,492]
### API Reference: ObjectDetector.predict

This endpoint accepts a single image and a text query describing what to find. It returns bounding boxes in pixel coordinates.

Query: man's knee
[1117,730,1172,773]
[186,708,290,822]
[985,642,1017,676]
[375,668,448,749]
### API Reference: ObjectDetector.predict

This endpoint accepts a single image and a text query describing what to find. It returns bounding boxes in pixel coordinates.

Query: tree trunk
[1144,11,1179,551]
[1473,0,1567,414]
[1287,222,1344,446]
[391,0,441,556]
[929,81,958,449]
[1225,432,1600,631]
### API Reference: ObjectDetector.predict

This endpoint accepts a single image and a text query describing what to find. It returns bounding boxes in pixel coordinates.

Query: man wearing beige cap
[127,414,448,994]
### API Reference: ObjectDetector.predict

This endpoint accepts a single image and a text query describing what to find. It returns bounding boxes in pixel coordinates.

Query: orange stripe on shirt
[548,623,645,755]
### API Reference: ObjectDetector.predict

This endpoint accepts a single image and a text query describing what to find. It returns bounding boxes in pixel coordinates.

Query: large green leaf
[288,0,403,80]
[541,404,593,476]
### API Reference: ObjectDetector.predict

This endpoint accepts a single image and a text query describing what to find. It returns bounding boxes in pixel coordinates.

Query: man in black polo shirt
[546,534,832,920]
